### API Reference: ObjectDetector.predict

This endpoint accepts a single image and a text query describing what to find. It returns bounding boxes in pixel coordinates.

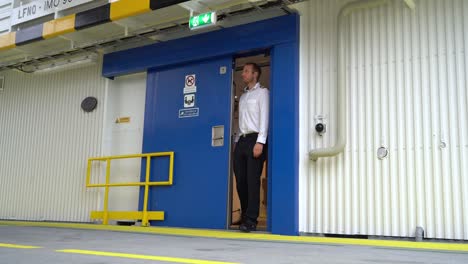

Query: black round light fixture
[81,96,98,112]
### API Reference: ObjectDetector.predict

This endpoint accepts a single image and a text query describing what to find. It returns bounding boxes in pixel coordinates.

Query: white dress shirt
[236,82,269,144]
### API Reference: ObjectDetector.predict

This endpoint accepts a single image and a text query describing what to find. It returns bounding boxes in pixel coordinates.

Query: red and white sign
[185,74,196,87]
[184,74,197,94]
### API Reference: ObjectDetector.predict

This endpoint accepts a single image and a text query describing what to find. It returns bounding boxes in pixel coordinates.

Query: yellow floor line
[0,243,41,249]
[57,249,239,264]
[1,221,468,252]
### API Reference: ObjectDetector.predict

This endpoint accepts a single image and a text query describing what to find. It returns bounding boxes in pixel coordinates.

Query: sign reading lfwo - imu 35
[12,0,93,25]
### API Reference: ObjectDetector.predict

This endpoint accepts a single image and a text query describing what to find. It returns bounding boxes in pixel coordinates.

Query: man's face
[242,65,257,84]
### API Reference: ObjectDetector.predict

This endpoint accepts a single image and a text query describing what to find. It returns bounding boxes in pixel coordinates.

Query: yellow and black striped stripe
[0,0,187,50]
[16,24,44,45]
[75,3,111,30]
[43,14,76,39]
[0,32,16,51]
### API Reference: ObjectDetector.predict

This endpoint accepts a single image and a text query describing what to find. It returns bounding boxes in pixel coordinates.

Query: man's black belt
[240,132,258,138]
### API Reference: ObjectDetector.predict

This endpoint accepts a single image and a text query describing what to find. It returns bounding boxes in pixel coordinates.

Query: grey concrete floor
[1,226,467,264]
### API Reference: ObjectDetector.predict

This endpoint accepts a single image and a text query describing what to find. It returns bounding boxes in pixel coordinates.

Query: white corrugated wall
[0,0,13,34]
[0,63,106,222]
[295,0,468,240]
[104,73,147,214]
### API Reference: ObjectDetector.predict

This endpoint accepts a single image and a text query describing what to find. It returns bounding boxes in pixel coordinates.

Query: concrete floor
[1,225,468,264]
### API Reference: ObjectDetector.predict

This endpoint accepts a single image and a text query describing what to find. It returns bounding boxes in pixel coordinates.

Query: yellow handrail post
[169,152,174,184]
[103,159,111,225]
[86,159,92,186]
[142,155,151,227]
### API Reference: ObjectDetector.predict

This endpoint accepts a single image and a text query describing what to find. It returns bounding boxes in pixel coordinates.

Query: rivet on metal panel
[439,141,446,149]
[377,146,388,160]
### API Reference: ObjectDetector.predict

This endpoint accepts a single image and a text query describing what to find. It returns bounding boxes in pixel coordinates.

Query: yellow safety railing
[86,152,174,227]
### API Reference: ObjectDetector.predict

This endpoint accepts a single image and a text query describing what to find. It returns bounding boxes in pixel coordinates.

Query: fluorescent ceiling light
[33,56,97,74]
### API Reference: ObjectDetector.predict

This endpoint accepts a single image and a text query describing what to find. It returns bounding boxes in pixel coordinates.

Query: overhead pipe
[309,0,390,161]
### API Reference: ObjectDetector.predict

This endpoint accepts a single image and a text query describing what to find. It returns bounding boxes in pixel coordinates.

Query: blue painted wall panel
[270,42,299,235]
[103,15,298,78]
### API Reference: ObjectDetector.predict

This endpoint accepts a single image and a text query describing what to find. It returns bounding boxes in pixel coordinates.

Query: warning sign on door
[185,74,196,86]
[184,94,195,108]
[184,74,197,94]
[179,108,199,118]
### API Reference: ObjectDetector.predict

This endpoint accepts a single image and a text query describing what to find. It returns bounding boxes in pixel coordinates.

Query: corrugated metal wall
[105,73,147,213]
[0,64,106,222]
[295,0,468,240]
[0,0,12,34]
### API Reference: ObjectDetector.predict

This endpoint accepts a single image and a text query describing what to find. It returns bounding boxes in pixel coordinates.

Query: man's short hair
[245,62,262,81]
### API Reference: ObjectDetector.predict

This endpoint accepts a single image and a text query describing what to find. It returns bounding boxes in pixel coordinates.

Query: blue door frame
[102,14,299,235]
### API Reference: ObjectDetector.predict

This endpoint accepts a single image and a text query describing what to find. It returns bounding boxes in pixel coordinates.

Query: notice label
[179,108,199,118]
[184,94,195,108]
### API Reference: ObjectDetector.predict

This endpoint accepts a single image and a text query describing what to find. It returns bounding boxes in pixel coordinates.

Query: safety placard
[179,108,199,118]
[184,74,197,94]
[184,94,195,108]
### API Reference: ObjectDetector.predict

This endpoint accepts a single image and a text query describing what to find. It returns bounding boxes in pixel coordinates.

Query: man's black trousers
[233,133,267,225]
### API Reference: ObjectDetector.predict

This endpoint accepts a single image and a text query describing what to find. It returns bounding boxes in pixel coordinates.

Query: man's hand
[253,143,263,158]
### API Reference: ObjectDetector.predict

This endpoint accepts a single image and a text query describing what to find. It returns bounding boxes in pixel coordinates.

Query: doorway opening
[229,53,271,231]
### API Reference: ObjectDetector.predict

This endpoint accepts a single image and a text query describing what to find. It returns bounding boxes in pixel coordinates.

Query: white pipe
[309,0,389,161]
[403,0,416,10]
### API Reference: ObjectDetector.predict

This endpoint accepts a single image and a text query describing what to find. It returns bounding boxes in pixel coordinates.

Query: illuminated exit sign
[189,12,217,30]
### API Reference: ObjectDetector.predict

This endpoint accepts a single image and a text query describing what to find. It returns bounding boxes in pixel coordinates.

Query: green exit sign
[189,12,217,30]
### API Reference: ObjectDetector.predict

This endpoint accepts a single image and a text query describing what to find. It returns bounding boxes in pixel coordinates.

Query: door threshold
[229,218,267,231]
[229,224,267,231]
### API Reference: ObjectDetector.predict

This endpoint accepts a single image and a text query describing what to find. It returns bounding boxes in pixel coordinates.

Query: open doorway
[230,53,271,230]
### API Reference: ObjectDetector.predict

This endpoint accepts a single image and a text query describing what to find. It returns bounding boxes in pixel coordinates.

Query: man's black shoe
[239,222,256,232]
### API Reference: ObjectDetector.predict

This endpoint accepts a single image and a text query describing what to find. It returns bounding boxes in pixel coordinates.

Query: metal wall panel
[295,0,468,240]
[104,72,147,214]
[0,0,13,34]
[0,63,106,222]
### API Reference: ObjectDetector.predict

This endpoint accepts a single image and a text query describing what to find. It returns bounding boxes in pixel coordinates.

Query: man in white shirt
[233,62,269,232]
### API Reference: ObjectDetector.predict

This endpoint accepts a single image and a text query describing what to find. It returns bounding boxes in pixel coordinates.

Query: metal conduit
[309,0,390,161]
